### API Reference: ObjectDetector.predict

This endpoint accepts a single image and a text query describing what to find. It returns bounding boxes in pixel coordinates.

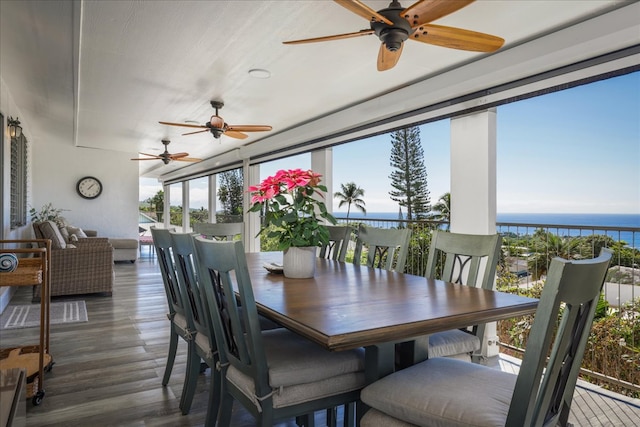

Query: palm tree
[334,182,366,222]
[431,192,451,229]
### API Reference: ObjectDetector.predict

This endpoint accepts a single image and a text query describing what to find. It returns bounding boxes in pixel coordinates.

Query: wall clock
[76,176,103,199]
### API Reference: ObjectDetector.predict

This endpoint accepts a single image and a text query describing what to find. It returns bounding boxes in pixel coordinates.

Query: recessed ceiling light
[248,68,271,79]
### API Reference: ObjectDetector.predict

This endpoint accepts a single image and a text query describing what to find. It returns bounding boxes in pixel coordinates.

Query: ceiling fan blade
[158,121,207,129]
[377,43,403,71]
[334,0,394,25]
[283,29,374,45]
[174,157,202,163]
[131,157,161,161]
[227,125,273,132]
[224,130,249,140]
[411,24,504,52]
[403,0,475,27]
[182,129,210,136]
[168,152,189,159]
[137,152,162,158]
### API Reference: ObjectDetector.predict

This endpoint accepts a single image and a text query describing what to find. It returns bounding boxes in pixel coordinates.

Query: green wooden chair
[353,225,411,272]
[192,237,366,427]
[413,231,503,363]
[150,227,198,414]
[360,248,613,427]
[169,231,222,426]
[319,225,352,262]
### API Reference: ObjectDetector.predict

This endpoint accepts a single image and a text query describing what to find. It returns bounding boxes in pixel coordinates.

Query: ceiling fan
[131,139,202,165]
[283,0,505,71]
[159,101,273,140]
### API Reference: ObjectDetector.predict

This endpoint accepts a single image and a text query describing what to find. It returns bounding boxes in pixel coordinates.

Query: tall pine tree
[388,126,431,220]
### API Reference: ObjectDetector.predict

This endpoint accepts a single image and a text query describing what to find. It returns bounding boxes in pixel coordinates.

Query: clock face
[77,176,103,199]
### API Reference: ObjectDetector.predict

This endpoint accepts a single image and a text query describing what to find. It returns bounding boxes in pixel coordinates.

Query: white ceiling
[1,0,638,180]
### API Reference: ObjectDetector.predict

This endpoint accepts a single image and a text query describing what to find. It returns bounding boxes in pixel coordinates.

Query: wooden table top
[246,252,538,352]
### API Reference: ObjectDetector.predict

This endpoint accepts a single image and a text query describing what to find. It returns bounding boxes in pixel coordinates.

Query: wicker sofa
[31,221,114,301]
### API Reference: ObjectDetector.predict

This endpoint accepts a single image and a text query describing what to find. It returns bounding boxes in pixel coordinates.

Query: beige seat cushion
[226,328,365,409]
[361,357,517,427]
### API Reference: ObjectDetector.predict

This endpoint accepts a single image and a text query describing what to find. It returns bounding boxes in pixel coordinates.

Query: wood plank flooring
[2,254,639,426]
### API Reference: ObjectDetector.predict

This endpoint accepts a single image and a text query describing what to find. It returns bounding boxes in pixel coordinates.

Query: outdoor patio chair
[192,237,366,427]
[408,231,503,364]
[360,248,613,427]
[150,227,198,414]
[319,225,352,262]
[169,231,221,425]
[353,225,411,272]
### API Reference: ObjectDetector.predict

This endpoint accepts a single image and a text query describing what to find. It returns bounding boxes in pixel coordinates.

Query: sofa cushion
[66,226,88,239]
[38,220,67,249]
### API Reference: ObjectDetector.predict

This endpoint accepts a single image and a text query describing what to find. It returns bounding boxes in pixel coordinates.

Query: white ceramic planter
[283,246,317,278]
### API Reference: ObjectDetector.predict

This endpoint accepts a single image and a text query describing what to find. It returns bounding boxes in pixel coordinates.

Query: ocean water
[333,212,640,248]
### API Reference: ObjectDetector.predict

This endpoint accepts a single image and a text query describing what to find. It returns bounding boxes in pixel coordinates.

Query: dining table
[245,252,539,384]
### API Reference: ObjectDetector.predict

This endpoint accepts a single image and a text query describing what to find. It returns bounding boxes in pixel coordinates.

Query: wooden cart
[0,239,53,405]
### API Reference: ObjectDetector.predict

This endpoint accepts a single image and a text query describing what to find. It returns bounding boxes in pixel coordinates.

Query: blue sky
[141,72,639,215]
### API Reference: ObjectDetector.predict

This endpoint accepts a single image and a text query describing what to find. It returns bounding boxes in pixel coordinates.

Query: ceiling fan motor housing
[371,2,414,51]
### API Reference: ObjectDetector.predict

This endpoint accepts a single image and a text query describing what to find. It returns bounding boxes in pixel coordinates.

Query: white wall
[31,141,139,239]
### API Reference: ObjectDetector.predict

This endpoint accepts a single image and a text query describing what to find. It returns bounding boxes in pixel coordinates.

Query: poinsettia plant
[248,168,336,250]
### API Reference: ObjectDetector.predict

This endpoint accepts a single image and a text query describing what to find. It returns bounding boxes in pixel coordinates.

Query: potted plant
[29,202,68,227]
[248,168,336,278]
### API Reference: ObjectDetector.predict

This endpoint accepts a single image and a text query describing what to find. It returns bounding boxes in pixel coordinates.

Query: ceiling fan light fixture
[248,68,271,79]
[210,115,225,128]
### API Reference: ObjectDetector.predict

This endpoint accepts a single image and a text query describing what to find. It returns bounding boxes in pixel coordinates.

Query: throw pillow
[66,226,88,239]
[0,253,19,273]
[59,226,70,243]
[39,220,67,249]
[69,234,79,243]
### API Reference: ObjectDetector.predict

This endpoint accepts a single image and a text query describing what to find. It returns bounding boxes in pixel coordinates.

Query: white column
[450,109,497,235]
[182,181,190,232]
[450,108,499,358]
[243,160,261,252]
[311,148,333,216]
[208,175,217,223]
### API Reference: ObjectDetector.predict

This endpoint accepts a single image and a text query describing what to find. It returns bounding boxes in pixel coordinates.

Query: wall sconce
[8,116,22,139]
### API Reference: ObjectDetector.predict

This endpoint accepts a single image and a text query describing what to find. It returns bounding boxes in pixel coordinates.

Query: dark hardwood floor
[0,255,317,426]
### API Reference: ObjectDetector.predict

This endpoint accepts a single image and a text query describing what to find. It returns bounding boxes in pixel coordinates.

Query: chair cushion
[226,328,365,409]
[361,357,517,427]
[261,328,364,387]
[426,329,481,358]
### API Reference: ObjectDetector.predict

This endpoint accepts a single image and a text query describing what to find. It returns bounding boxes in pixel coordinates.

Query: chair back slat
[319,225,352,262]
[353,225,411,272]
[506,248,612,426]
[193,237,271,397]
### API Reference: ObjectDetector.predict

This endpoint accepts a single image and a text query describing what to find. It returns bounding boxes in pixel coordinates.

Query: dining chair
[412,231,503,363]
[150,227,198,413]
[360,248,613,427]
[169,231,222,426]
[192,237,366,427]
[353,225,411,272]
[193,222,243,241]
[319,225,352,262]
